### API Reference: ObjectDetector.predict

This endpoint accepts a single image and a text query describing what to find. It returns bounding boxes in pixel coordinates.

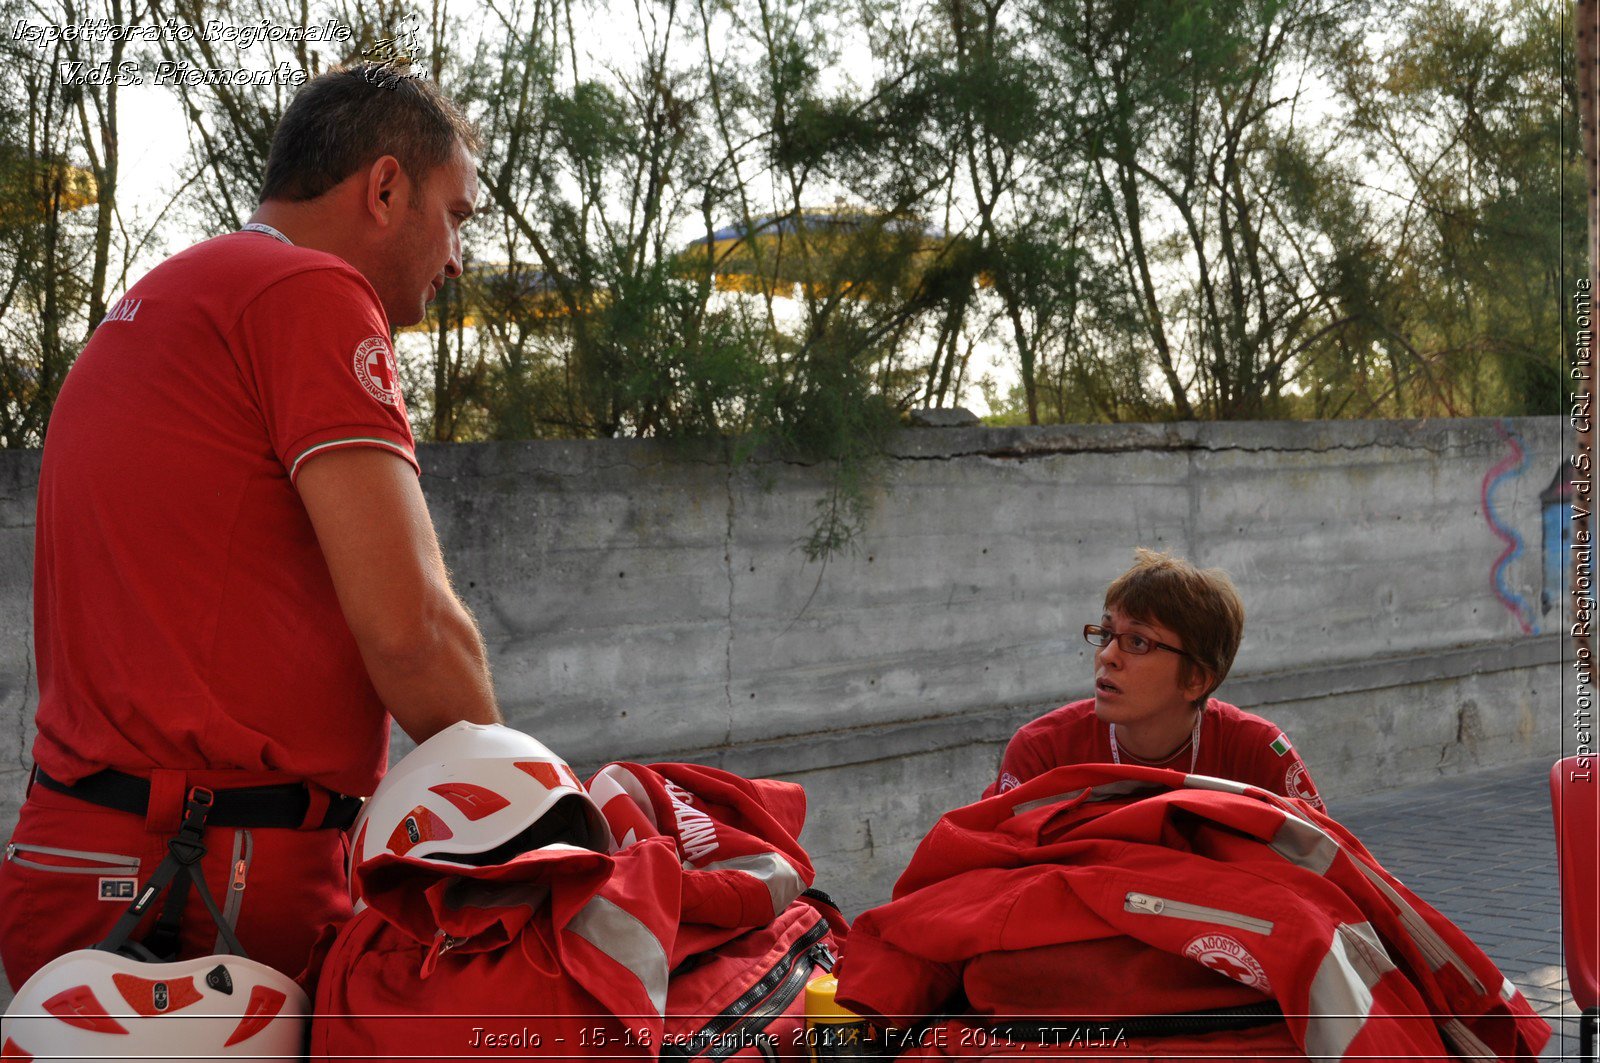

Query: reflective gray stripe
[1347,858,1486,994]
[589,766,662,832]
[1439,1017,1497,1061]
[702,852,805,915]
[1011,779,1162,815]
[1182,774,1250,795]
[1337,921,1396,984]
[1268,814,1339,875]
[1500,976,1517,1002]
[1305,922,1392,1058]
[567,895,669,1015]
[1269,808,1491,1001]
[5,844,139,875]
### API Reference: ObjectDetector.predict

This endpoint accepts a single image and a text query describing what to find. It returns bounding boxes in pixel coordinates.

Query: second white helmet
[348,722,610,900]
[1,948,308,1062]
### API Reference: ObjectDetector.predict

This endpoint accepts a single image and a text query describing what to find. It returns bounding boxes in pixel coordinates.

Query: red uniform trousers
[0,775,352,992]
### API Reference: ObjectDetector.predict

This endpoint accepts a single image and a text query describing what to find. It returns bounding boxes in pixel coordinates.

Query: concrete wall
[0,417,1568,916]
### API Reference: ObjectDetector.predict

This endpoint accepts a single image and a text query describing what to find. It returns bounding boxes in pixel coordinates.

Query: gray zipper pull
[1125,892,1165,915]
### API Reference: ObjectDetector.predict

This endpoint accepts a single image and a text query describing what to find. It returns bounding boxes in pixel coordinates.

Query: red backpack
[589,764,850,1062]
[663,892,845,1063]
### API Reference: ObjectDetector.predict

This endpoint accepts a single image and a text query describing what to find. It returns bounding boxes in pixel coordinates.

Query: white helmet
[1,948,308,1061]
[349,722,610,899]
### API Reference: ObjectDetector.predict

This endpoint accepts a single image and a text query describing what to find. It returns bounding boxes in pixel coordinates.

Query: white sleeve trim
[289,436,417,481]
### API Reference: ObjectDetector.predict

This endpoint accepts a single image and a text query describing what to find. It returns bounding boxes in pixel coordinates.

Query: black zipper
[665,920,831,1061]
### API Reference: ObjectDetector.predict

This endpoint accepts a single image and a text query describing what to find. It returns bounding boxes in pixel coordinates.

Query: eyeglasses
[1083,623,1196,662]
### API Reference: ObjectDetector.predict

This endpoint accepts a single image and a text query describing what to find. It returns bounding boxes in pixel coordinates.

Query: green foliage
[0,0,99,446]
[1325,0,1578,417]
[1,0,1579,555]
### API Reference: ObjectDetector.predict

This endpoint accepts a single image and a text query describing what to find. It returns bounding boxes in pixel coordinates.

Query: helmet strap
[142,871,191,960]
[94,786,250,962]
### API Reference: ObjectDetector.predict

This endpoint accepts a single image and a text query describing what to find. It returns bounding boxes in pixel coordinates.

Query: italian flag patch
[1269,734,1291,756]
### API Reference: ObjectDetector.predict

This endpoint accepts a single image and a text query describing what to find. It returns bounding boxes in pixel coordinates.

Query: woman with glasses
[985,549,1324,809]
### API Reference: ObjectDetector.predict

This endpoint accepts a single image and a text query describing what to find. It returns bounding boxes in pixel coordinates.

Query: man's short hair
[259,65,481,203]
[1104,548,1244,702]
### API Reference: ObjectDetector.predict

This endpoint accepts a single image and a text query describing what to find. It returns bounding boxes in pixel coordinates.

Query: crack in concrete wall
[415,417,1517,480]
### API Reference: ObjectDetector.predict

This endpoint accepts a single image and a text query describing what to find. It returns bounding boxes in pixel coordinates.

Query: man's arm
[296,447,501,742]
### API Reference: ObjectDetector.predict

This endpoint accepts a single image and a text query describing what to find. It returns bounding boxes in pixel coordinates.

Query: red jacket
[590,762,815,958]
[837,765,1549,1062]
[312,763,841,1062]
[312,836,682,1062]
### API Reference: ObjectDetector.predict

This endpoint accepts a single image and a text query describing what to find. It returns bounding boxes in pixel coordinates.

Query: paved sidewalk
[1334,757,1575,1061]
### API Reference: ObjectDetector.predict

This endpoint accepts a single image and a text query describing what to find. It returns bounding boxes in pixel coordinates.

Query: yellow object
[0,158,97,224]
[680,206,975,303]
[805,974,872,1059]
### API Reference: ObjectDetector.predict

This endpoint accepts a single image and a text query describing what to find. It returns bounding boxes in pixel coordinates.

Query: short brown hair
[1104,548,1244,703]
[259,65,480,203]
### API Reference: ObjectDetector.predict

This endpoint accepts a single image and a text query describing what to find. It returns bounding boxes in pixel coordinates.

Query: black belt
[981,1002,1285,1042]
[34,768,362,830]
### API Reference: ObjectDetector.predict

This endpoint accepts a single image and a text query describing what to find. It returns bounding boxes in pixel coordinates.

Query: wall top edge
[424,415,1563,475]
[0,415,1563,474]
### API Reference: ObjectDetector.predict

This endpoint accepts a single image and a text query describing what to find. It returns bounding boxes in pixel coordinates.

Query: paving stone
[1333,758,1570,1060]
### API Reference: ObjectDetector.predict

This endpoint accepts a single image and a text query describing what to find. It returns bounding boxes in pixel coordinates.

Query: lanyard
[239,222,292,245]
[1109,710,1203,773]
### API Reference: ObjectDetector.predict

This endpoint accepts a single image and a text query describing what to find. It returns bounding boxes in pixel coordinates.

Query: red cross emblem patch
[1184,933,1272,992]
[353,335,399,406]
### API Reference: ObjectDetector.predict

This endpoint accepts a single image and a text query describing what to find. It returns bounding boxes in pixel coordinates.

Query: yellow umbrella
[0,157,98,223]
[679,207,954,300]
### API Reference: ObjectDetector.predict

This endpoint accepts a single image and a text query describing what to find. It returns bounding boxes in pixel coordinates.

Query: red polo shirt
[31,232,418,798]
[987,698,1325,809]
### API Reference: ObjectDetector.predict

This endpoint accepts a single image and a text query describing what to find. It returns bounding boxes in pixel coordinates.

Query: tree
[1331,0,1579,417]
[1022,0,1380,419]
[0,0,100,445]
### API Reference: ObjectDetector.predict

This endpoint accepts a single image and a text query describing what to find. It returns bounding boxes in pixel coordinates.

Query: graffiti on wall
[1483,420,1538,635]
[1541,463,1575,618]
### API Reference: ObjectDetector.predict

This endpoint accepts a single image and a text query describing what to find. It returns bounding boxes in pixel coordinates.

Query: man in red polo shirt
[0,65,501,989]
